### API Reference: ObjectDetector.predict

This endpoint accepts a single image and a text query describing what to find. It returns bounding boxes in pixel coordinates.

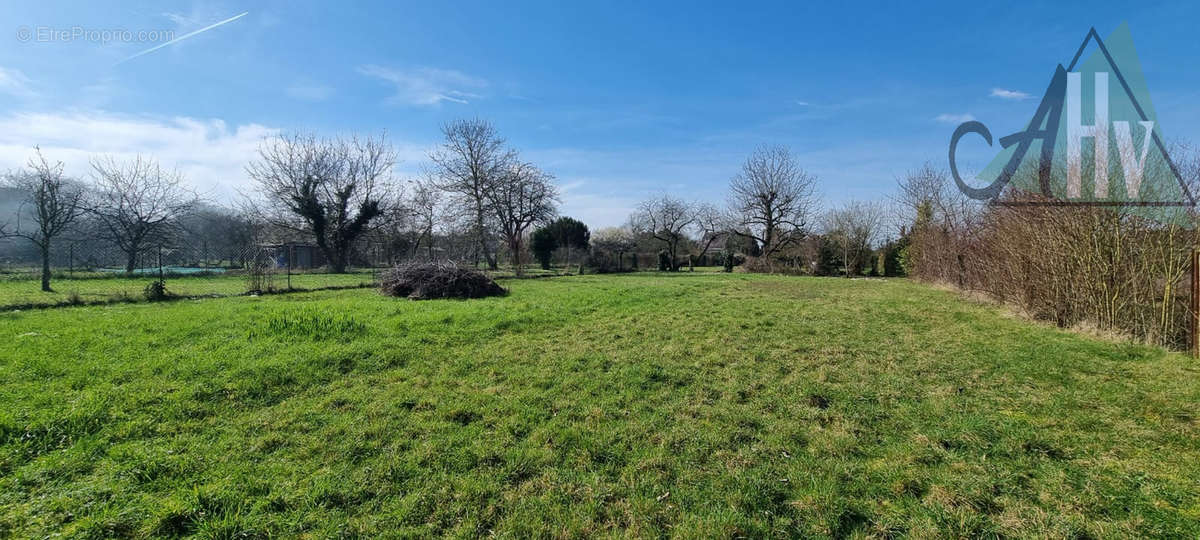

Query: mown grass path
[1,274,1197,537]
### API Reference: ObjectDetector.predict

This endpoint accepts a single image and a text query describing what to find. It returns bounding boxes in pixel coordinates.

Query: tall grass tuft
[249,311,367,342]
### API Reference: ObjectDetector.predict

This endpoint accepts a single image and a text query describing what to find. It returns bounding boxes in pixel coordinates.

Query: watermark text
[16,25,175,44]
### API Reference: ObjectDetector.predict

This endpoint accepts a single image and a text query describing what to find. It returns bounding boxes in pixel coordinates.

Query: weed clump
[807,394,831,409]
[379,262,506,300]
[143,280,170,301]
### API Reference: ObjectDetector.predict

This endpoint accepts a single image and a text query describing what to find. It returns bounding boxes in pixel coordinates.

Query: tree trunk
[40,244,51,292]
[510,237,524,276]
[331,252,347,273]
[482,239,497,270]
[474,204,497,270]
[125,249,138,274]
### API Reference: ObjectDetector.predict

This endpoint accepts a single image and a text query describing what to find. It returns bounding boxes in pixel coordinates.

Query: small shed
[263,243,325,269]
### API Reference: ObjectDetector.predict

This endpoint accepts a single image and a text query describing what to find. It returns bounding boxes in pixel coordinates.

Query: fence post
[1192,249,1199,358]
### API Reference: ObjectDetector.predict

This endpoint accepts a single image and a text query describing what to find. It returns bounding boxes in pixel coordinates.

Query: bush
[722,251,735,273]
[379,262,506,300]
[740,256,806,275]
[657,250,670,271]
[586,252,635,274]
[741,256,771,273]
[245,247,277,294]
[143,280,169,301]
[531,227,556,270]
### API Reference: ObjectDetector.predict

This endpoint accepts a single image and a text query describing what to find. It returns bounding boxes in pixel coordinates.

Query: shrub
[143,280,169,301]
[741,256,771,273]
[245,247,277,294]
[741,256,806,275]
[531,227,556,270]
[657,250,670,271]
[586,252,612,273]
[722,251,735,273]
[380,262,506,300]
[586,252,634,274]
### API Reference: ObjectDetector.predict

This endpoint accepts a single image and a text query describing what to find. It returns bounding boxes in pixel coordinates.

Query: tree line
[0,119,908,293]
[12,115,1194,351]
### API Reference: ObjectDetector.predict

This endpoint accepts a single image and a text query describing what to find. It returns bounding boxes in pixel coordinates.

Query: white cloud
[555,182,643,228]
[990,88,1032,100]
[934,113,975,124]
[0,112,275,200]
[162,11,197,27]
[0,67,36,98]
[286,83,334,101]
[357,65,486,106]
[0,111,434,202]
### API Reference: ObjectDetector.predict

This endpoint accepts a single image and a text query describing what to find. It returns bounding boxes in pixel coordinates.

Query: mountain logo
[948,24,1194,219]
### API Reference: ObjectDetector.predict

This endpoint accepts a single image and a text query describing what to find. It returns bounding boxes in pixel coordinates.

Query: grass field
[1,273,1198,537]
[0,271,378,309]
[0,266,586,310]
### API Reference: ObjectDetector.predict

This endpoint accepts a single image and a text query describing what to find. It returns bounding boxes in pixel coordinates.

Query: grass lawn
[1,274,1197,537]
[0,271,378,309]
[0,266,574,310]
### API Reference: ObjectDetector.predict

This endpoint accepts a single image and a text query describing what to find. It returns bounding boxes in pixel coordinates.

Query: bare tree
[894,164,982,285]
[410,177,444,260]
[90,155,196,273]
[5,148,87,291]
[247,132,396,273]
[592,226,637,271]
[429,119,513,270]
[728,145,818,263]
[687,202,728,271]
[826,200,885,277]
[487,160,558,275]
[632,195,694,271]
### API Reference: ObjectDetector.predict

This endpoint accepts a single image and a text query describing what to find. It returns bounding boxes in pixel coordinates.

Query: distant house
[262,242,325,269]
[702,232,733,256]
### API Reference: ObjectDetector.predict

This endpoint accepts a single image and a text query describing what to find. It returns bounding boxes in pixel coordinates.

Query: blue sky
[2,1,1199,226]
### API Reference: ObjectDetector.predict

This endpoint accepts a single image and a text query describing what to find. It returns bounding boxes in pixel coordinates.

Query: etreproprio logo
[948,24,1195,222]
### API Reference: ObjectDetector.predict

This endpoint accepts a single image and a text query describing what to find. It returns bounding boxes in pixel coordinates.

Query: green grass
[0,271,378,309]
[1,274,1197,537]
[0,266,574,309]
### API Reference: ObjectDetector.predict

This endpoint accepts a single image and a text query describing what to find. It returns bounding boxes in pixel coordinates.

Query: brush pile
[379,261,507,300]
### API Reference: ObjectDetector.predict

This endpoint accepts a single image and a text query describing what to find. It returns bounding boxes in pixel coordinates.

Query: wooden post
[287,244,293,290]
[1192,249,1199,358]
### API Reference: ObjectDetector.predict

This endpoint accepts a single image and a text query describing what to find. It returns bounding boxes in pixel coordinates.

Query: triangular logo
[949,24,1194,222]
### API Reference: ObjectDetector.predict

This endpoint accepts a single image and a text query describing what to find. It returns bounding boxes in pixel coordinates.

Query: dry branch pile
[379,262,506,300]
